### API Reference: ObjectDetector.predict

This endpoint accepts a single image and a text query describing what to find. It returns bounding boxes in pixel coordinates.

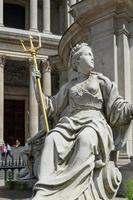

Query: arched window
[4,3,25,29]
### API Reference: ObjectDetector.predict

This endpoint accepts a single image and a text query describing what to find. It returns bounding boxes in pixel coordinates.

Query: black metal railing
[0,157,25,180]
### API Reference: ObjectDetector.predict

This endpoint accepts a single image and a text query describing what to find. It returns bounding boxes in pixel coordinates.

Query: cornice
[71,0,133,21]
[0,50,48,61]
[0,27,61,51]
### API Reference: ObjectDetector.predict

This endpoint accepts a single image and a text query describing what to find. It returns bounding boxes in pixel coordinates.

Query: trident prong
[20,34,41,55]
[20,34,49,134]
[20,40,27,52]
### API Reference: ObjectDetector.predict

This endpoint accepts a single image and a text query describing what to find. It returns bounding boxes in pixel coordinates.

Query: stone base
[5,179,37,190]
[117,154,133,197]
[114,198,127,200]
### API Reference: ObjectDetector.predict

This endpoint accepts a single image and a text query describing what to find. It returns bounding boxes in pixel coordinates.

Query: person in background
[5,142,13,160]
[15,139,21,148]
[0,143,7,160]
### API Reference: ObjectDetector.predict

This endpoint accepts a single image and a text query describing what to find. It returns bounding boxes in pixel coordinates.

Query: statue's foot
[20,174,35,180]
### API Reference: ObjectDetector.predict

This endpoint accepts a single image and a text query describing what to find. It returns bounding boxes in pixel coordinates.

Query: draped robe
[32,73,132,200]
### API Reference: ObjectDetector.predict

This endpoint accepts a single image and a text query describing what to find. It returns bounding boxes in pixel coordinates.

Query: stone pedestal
[117,154,133,196]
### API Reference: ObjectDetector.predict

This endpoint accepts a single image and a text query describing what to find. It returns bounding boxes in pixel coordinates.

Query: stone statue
[19,129,45,180]
[31,43,133,200]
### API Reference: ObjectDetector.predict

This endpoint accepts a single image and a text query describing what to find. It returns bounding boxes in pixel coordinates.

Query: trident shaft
[20,34,49,134]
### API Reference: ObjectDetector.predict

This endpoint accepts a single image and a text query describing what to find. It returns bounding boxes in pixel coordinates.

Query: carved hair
[69,43,92,71]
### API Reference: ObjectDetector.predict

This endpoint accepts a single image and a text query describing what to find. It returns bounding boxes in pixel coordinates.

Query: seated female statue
[32,43,133,200]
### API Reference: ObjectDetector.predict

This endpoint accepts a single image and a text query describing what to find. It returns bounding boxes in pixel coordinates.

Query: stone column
[29,59,38,137]
[42,60,51,96]
[67,0,76,26]
[0,56,5,144]
[117,23,132,155]
[0,0,4,27]
[30,0,38,31]
[130,21,133,155]
[42,0,50,33]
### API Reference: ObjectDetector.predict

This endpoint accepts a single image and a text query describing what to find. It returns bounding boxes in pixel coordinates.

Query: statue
[30,43,133,200]
[19,130,45,180]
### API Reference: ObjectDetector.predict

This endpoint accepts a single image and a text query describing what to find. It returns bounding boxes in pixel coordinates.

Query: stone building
[58,0,133,189]
[0,0,133,189]
[0,0,80,146]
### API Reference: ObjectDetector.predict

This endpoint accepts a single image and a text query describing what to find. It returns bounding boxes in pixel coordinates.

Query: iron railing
[0,157,25,180]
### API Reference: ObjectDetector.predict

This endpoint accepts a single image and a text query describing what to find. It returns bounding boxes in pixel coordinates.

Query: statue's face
[77,47,94,75]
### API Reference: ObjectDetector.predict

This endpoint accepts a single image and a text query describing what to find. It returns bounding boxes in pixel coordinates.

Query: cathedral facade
[0,0,133,188]
[0,0,81,145]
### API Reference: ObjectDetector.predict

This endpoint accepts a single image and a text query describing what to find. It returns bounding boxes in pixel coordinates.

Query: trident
[20,34,49,134]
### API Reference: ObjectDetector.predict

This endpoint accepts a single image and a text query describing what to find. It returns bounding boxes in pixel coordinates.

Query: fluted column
[0,56,5,144]
[30,0,38,31]
[29,59,38,137]
[42,0,50,33]
[67,0,76,26]
[42,60,51,96]
[117,24,132,156]
[0,0,4,27]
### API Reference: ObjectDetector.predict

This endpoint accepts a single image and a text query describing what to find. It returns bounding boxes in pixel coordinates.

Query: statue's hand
[27,136,37,144]
[27,137,44,145]
[32,69,41,79]
[27,130,45,145]
[27,137,34,144]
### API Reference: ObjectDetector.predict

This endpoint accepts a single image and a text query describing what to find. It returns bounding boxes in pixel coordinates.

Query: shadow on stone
[0,185,32,199]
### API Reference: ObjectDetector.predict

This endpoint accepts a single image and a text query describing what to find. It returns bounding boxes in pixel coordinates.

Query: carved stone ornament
[41,60,51,72]
[4,60,29,87]
[0,56,6,68]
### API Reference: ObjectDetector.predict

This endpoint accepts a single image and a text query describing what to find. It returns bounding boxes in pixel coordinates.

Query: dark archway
[4,99,25,146]
[4,3,25,29]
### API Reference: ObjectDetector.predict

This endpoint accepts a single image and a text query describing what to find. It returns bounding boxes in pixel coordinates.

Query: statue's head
[69,43,94,75]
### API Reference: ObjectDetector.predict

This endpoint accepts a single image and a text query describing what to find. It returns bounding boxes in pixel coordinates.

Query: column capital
[28,58,42,71]
[0,55,6,68]
[117,24,130,37]
[28,58,34,68]
[41,60,51,72]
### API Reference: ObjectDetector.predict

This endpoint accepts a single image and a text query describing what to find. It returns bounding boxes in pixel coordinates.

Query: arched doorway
[4,3,25,29]
[4,99,25,146]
